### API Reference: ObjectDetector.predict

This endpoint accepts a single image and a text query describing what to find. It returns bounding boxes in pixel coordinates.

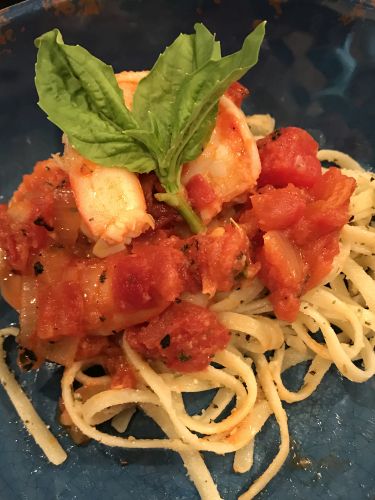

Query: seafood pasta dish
[0,22,374,499]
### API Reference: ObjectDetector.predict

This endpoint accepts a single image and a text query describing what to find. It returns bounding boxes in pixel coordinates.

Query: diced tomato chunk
[254,167,355,321]
[257,127,322,188]
[258,231,306,291]
[225,82,250,107]
[10,160,68,221]
[289,168,355,246]
[309,166,355,202]
[185,174,217,211]
[0,205,29,272]
[108,362,136,389]
[126,302,230,372]
[251,185,307,231]
[268,289,301,324]
[183,224,252,295]
[302,232,340,289]
[75,338,136,389]
[258,230,307,321]
[112,245,186,310]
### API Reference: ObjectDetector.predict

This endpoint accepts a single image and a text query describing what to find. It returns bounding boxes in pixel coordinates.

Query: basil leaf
[175,21,266,167]
[132,24,219,150]
[193,23,221,66]
[156,21,265,192]
[34,23,266,233]
[131,23,224,190]
[131,32,197,150]
[35,29,156,172]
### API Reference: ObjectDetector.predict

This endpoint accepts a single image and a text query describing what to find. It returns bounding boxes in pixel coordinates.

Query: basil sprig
[35,22,265,233]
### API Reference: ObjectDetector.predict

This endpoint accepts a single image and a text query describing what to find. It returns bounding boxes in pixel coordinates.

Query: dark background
[0,1,374,500]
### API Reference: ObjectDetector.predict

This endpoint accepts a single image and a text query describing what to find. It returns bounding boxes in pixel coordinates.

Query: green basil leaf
[131,32,197,150]
[193,23,221,66]
[35,29,156,172]
[157,21,265,193]
[34,23,266,233]
[174,21,266,168]
[132,23,220,155]
[131,23,224,189]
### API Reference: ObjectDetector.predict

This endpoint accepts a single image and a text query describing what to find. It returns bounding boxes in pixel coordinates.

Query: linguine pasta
[1,145,375,499]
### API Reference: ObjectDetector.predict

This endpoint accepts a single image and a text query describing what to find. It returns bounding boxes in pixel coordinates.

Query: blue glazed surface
[0,1,375,499]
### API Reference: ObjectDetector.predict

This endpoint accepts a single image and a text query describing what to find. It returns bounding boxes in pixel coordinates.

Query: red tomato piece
[309,166,355,202]
[10,160,67,220]
[258,230,307,321]
[251,185,307,231]
[108,362,136,389]
[183,224,251,295]
[302,232,340,290]
[257,127,322,188]
[112,245,186,310]
[225,82,250,107]
[258,231,306,291]
[185,174,217,211]
[268,289,301,324]
[290,168,356,246]
[126,302,230,372]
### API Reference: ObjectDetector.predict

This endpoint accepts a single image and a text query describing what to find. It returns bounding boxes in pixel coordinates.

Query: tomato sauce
[0,160,72,272]
[75,337,136,389]
[0,125,356,379]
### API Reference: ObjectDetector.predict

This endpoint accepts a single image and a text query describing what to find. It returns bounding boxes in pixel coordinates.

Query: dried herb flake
[33,216,54,232]
[33,261,44,276]
[160,334,171,349]
[178,351,191,362]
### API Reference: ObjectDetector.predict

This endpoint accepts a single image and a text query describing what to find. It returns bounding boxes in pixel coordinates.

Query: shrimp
[118,72,261,223]
[65,71,260,256]
[62,71,152,258]
[116,70,149,109]
[63,144,154,258]
[182,95,261,223]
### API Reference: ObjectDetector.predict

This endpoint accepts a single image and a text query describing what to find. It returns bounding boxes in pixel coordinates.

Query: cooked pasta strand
[0,328,67,465]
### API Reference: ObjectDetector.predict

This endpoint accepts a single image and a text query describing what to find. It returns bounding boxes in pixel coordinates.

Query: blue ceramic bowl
[0,1,374,499]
